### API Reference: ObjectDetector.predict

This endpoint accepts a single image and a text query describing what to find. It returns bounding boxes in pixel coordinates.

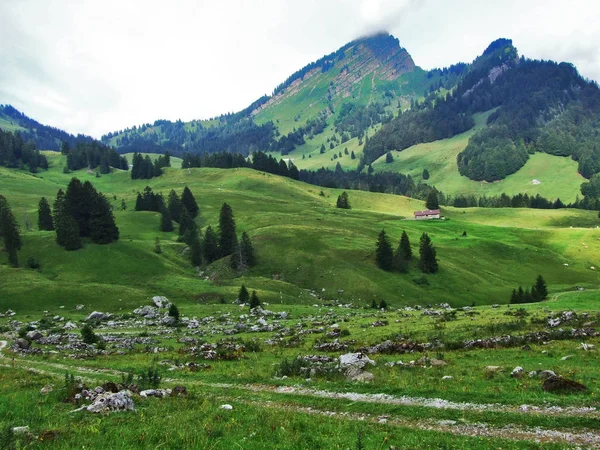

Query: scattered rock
[26,330,43,341]
[83,391,135,413]
[511,366,524,378]
[442,375,453,380]
[339,353,376,369]
[542,376,588,394]
[561,355,573,361]
[220,404,233,410]
[430,358,448,367]
[171,385,188,396]
[346,367,374,382]
[86,311,109,321]
[133,306,160,319]
[581,343,595,351]
[16,338,30,350]
[76,304,85,311]
[486,366,503,373]
[40,385,54,395]
[63,321,77,330]
[152,296,170,308]
[140,389,171,398]
[12,426,30,435]
[538,370,557,380]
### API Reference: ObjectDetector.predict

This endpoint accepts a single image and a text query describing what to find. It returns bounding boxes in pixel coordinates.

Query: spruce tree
[425,190,439,210]
[375,230,394,271]
[218,203,236,256]
[89,193,119,244]
[249,290,260,309]
[230,235,241,270]
[65,178,94,237]
[422,169,430,180]
[60,214,83,251]
[160,207,173,232]
[517,286,525,304]
[534,275,548,300]
[168,190,182,222]
[53,189,67,247]
[168,303,180,322]
[202,225,220,263]
[379,299,388,310]
[240,231,255,267]
[418,232,438,274]
[0,196,22,267]
[181,186,199,218]
[178,207,193,236]
[238,284,249,304]
[190,233,203,267]
[38,197,54,231]
[336,191,350,209]
[393,243,408,273]
[510,289,518,304]
[399,230,412,260]
[135,193,144,211]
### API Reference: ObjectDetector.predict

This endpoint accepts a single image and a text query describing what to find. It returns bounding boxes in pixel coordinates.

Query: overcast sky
[1,0,599,138]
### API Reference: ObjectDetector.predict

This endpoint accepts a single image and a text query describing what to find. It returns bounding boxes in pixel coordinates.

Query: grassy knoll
[0,152,599,316]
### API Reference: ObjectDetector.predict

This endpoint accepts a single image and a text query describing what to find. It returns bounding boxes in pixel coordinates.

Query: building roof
[414,209,441,217]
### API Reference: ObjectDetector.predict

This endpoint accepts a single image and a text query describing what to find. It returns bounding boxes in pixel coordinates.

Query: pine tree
[393,243,409,273]
[135,193,144,211]
[181,186,199,218]
[510,289,518,304]
[375,230,394,271]
[238,284,249,304]
[385,152,393,163]
[160,207,173,232]
[61,214,83,251]
[202,225,220,263]
[168,190,182,222]
[422,168,430,180]
[190,232,203,266]
[517,286,525,304]
[240,231,255,267]
[418,232,438,274]
[219,203,236,256]
[0,196,22,267]
[425,190,439,210]
[399,231,412,260]
[65,178,94,237]
[379,299,388,310]
[371,299,378,309]
[89,193,119,244]
[38,197,54,231]
[154,237,162,254]
[351,150,356,160]
[230,235,241,269]
[249,290,260,309]
[120,199,127,211]
[178,207,193,236]
[534,275,548,301]
[336,191,350,209]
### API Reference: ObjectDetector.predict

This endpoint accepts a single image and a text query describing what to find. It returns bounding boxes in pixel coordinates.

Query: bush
[81,324,99,344]
[138,367,161,390]
[26,257,41,269]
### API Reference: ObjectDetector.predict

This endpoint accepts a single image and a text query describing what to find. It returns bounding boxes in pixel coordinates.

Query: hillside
[1,156,599,315]
[0,104,96,151]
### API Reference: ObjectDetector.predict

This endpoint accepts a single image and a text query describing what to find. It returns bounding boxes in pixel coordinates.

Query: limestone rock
[152,296,170,308]
[86,311,109,321]
[339,353,376,369]
[86,391,135,413]
[26,330,43,341]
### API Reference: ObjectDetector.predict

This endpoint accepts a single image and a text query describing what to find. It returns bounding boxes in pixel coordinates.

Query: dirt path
[2,339,600,447]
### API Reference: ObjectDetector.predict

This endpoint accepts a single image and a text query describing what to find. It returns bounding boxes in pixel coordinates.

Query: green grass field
[372,111,584,203]
[2,156,600,448]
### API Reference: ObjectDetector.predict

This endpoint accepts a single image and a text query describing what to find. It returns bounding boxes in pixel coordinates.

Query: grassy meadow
[1,154,600,448]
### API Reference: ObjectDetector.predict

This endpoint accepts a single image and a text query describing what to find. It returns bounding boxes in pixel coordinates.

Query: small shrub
[81,324,99,344]
[413,276,430,286]
[138,367,161,390]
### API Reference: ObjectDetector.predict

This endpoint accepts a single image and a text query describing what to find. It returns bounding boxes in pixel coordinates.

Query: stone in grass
[511,366,524,378]
[339,353,376,369]
[152,296,170,308]
[86,311,109,321]
[40,385,54,395]
[346,367,375,382]
[85,391,135,413]
[140,389,171,398]
[26,330,43,341]
[15,338,30,350]
[12,426,30,435]
[220,404,233,410]
[542,376,588,394]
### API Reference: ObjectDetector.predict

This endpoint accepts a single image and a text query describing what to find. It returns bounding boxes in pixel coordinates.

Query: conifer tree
[202,225,220,263]
[510,289,518,304]
[168,190,182,222]
[218,202,236,256]
[422,169,430,180]
[425,190,439,210]
[517,286,525,304]
[168,303,180,322]
[399,230,412,260]
[89,193,119,244]
[375,229,394,271]
[135,193,144,211]
[190,232,203,266]
[160,207,173,232]
[534,275,548,300]
[336,191,350,209]
[0,195,22,267]
[230,234,241,270]
[393,243,408,273]
[379,299,388,309]
[240,231,255,267]
[60,214,83,251]
[238,284,249,304]
[38,197,54,231]
[178,207,193,236]
[249,290,260,309]
[418,232,438,274]
[181,186,199,218]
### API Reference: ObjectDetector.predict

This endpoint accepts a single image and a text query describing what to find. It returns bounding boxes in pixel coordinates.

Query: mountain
[101,33,435,156]
[0,104,96,151]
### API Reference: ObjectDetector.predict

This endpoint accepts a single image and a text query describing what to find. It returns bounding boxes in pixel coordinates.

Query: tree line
[0,129,48,173]
[509,275,548,304]
[131,152,171,179]
[63,140,128,173]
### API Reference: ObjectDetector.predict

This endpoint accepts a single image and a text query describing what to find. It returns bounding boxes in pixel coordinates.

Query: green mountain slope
[1,156,598,314]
